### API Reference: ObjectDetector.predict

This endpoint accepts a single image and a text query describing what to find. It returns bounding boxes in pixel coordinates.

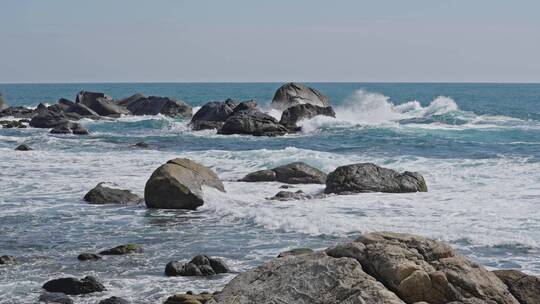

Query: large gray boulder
[271,82,330,110]
[190,99,237,130]
[124,95,192,117]
[280,103,336,130]
[116,93,146,107]
[325,163,427,194]
[494,269,540,304]
[76,91,130,117]
[144,158,225,210]
[219,108,288,136]
[208,251,405,304]
[29,109,69,128]
[42,276,105,295]
[241,162,327,184]
[327,232,519,304]
[83,182,142,205]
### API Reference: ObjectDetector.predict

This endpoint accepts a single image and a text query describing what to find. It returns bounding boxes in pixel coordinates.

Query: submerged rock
[164,292,215,304]
[241,162,327,184]
[190,99,237,130]
[271,82,331,110]
[0,120,26,128]
[268,190,313,201]
[145,158,225,210]
[76,91,130,117]
[325,163,427,194]
[77,253,102,261]
[98,296,130,304]
[218,108,288,136]
[15,144,32,151]
[279,103,336,130]
[125,95,192,117]
[42,276,105,295]
[494,269,540,304]
[165,255,229,277]
[99,244,142,255]
[0,106,35,119]
[84,182,142,205]
[38,291,73,304]
[0,255,16,265]
[134,141,149,148]
[50,122,89,135]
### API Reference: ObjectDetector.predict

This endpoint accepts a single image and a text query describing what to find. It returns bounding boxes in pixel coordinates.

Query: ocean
[1,83,539,303]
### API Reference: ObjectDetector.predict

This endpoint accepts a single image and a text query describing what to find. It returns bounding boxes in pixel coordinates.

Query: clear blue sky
[1,0,539,83]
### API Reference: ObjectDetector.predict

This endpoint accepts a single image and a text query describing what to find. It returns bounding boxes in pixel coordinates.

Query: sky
[1,0,539,83]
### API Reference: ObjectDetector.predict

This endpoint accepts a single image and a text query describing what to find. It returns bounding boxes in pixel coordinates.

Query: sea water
[0,83,539,303]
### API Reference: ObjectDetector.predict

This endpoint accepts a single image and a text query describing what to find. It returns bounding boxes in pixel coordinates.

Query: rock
[76,91,130,117]
[65,102,100,118]
[190,99,237,130]
[218,108,288,136]
[279,104,335,130]
[0,255,16,264]
[77,253,102,261]
[116,93,146,107]
[241,162,327,184]
[58,98,75,108]
[325,163,428,194]
[494,269,540,304]
[207,251,405,304]
[42,276,105,295]
[98,296,129,304]
[50,122,89,135]
[165,255,229,277]
[268,190,313,201]
[327,232,519,304]
[38,292,73,304]
[271,82,330,110]
[84,182,142,205]
[125,96,192,117]
[0,106,35,119]
[0,120,27,128]
[277,248,313,258]
[29,109,68,128]
[229,100,257,115]
[99,244,142,255]
[15,144,32,151]
[134,141,149,148]
[0,93,6,110]
[279,185,294,189]
[164,292,214,304]
[144,158,225,210]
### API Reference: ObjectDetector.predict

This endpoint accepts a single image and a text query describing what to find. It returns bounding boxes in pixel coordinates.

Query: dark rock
[0,120,26,128]
[164,292,214,304]
[50,122,89,135]
[165,255,229,277]
[271,82,331,110]
[134,141,149,148]
[279,104,335,129]
[58,98,75,108]
[279,185,294,189]
[50,123,71,134]
[145,158,225,210]
[494,269,540,304]
[99,244,143,255]
[42,276,105,295]
[65,102,100,118]
[15,144,32,151]
[125,96,192,117]
[98,296,129,304]
[29,109,68,128]
[84,182,142,205]
[116,93,146,107]
[47,103,68,113]
[71,124,90,135]
[0,255,16,264]
[268,190,313,201]
[190,99,237,130]
[0,106,35,119]
[218,108,288,136]
[77,253,102,261]
[277,248,314,258]
[229,100,257,116]
[76,91,130,117]
[38,291,73,304]
[241,162,326,184]
[325,163,428,194]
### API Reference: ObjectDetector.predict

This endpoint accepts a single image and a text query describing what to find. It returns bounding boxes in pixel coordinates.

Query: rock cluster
[241,162,327,184]
[271,82,331,110]
[165,255,229,277]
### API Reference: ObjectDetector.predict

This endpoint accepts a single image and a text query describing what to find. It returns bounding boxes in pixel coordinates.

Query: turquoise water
[1,83,539,303]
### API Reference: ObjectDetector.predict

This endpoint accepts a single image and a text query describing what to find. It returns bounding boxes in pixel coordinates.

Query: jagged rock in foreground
[165,255,229,277]
[271,82,331,110]
[218,108,288,136]
[209,232,525,304]
[83,182,142,205]
[494,269,540,304]
[190,99,238,130]
[325,163,428,194]
[279,103,336,130]
[145,158,225,210]
[42,276,105,295]
[164,292,215,304]
[241,162,327,184]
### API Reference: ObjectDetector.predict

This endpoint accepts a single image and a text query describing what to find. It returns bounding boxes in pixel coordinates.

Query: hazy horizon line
[1,81,540,85]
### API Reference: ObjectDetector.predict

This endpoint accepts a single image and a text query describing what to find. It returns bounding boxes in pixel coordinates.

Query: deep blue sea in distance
[1,82,539,303]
